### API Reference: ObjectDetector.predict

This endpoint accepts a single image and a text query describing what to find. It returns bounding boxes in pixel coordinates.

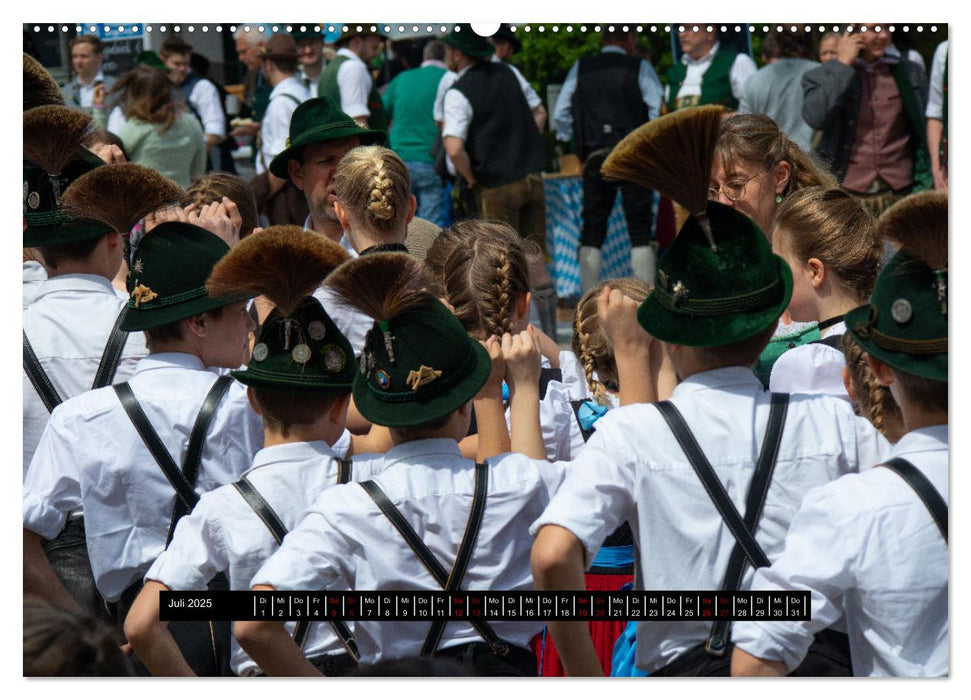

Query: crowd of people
[23,22,947,679]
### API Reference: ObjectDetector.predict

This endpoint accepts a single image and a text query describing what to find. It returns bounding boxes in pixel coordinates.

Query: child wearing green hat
[23,107,152,478]
[731,191,948,677]
[236,252,565,676]
[529,106,891,676]
[125,226,381,676]
[22,107,153,624]
[23,163,263,676]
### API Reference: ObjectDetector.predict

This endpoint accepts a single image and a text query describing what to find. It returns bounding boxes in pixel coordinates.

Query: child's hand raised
[502,329,542,392]
[597,284,654,353]
[477,335,506,400]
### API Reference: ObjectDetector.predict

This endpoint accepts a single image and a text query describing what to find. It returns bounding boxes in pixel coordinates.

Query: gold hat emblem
[131,284,159,307]
[406,365,443,391]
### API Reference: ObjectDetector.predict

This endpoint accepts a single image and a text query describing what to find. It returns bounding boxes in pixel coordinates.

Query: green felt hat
[232,298,355,392]
[137,50,170,72]
[353,297,491,428]
[491,24,522,53]
[268,96,386,179]
[637,201,792,347]
[23,149,112,247]
[845,251,947,382]
[121,222,248,331]
[443,25,496,58]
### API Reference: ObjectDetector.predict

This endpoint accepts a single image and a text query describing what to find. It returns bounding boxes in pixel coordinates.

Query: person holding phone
[801,24,930,215]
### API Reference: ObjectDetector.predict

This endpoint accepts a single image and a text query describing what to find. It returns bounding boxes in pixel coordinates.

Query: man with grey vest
[440,25,557,338]
[553,29,663,291]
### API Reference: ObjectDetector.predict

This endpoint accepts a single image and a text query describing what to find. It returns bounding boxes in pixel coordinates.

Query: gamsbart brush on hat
[206,225,356,392]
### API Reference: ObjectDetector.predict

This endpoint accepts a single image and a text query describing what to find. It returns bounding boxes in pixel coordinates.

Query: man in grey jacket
[801,25,930,213]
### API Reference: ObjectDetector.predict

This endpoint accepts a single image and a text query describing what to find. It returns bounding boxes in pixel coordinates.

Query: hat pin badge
[891,298,913,324]
[292,344,312,364]
[406,365,443,391]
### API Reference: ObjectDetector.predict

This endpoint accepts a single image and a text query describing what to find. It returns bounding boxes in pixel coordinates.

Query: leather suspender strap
[654,400,773,570]
[655,394,790,657]
[337,458,352,485]
[704,393,789,655]
[165,376,234,545]
[421,461,490,656]
[880,457,948,543]
[91,306,131,390]
[114,382,200,512]
[232,477,288,543]
[23,332,63,413]
[114,376,232,546]
[232,473,360,660]
[359,463,510,656]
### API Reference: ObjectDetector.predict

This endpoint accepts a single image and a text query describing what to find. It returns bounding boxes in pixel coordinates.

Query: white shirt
[926,40,948,120]
[335,47,373,119]
[526,351,590,462]
[23,353,264,601]
[733,425,948,677]
[769,321,850,401]
[22,260,47,308]
[531,366,892,673]
[23,274,149,478]
[666,41,757,104]
[441,62,542,142]
[313,283,371,358]
[298,65,321,99]
[146,441,383,676]
[257,76,309,175]
[106,105,127,135]
[68,69,106,110]
[252,439,565,664]
[186,76,226,138]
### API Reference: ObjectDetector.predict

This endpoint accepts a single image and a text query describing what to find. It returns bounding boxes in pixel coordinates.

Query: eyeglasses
[707,168,768,202]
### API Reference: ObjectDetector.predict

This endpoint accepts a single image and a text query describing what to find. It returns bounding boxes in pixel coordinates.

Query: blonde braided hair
[571,278,653,406]
[334,145,411,235]
[841,334,904,442]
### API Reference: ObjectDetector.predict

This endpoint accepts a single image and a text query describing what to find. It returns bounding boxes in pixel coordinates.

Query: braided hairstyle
[333,145,411,237]
[571,278,653,406]
[841,333,904,443]
[424,220,530,340]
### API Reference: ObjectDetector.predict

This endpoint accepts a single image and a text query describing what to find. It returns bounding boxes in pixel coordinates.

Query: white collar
[683,40,720,66]
[337,47,365,64]
[244,441,338,475]
[77,69,105,87]
[269,75,302,98]
[672,366,762,396]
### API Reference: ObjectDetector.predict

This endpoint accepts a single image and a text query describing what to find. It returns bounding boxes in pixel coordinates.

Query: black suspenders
[24,306,131,413]
[232,459,359,661]
[655,393,789,657]
[880,457,948,543]
[360,462,510,657]
[114,375,232,545]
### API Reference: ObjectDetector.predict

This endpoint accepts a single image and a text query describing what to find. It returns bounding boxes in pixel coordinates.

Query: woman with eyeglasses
[709,113,836,243]
[709,113,839,386]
